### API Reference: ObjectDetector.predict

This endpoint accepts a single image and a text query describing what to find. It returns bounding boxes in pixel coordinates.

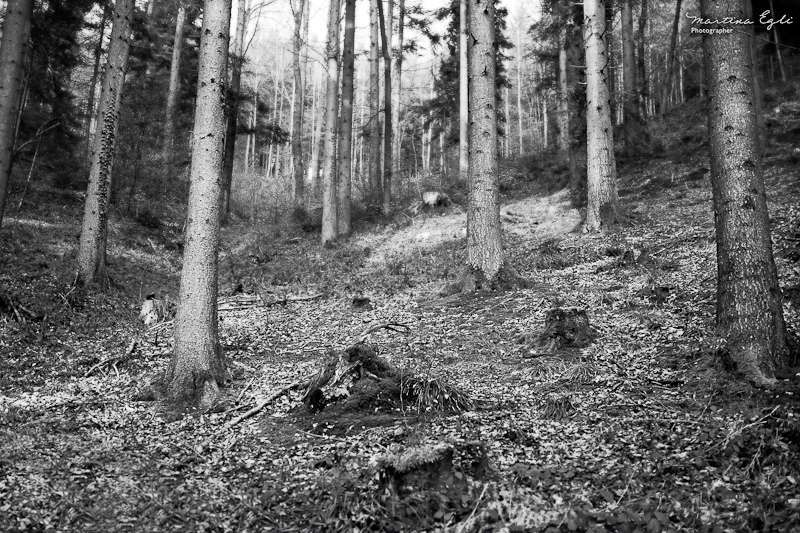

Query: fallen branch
[84,340,136,377]
[219,378,310,432]
[262,292,324,307]
[356,321,409,344]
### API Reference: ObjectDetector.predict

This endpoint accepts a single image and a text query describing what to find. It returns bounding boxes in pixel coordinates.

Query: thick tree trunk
[84,8,109,158]
[466,0,503,282]
[369,0,382,199]
[291,0,306,208]
[163,2,187,161]
[167,0,232,409]
[378,0,392,214]
[583,0,620,232]
[621,0,647,155]
[661,0,682,114]
[702,0,788,386]
[0,0,34,228]
[336,0,356,237]
[391,0,404,182]
[321,0,341,244]
[459,0,469,181]
[77,0,134,285]
[637,0,648,119]
[220,0,246,222]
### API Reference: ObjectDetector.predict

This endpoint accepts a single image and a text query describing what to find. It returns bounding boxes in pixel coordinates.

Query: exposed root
[441,264,530,296]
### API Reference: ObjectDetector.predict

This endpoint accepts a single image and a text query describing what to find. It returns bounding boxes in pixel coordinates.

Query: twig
[84,340,136,377]
[356,322,410,344]
[457,483,489,533]
[262,292,324,307]
[219,379,309,432]
[235,375,258,404]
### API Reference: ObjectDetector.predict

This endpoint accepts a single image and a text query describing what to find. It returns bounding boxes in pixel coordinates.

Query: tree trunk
[637,0,648,119]
[167,0,231,409]
[768,0,786,82]
[567,27,584,197]
[459,0,469,181]
[291,0,306,208]
[378,0,393,214]
[516,25,524,156]
[557,26,570,158]
[661,0,682,115]
[0,0,34,228]
[335,0,355,237]
[321,0,341,244]
[583,0,620,232]
[84,8,109,158]
[309,65,324,200]
[621,0,647,155]
[220,0,246,222]
[466,0,503,282]
[391,0,404,182]
[76,0,134,285]
[369,0,382,199]
[163,2,187,161]
[702,0,788,386]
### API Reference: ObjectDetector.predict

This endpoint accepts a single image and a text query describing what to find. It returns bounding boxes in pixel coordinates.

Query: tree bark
[583,0,620,232]
[516,24,524,156]
[84,8,109,158]
[0,0,34,228]
[321,0,341,244]
[466,0,503,282]
[661,0,682,114]
[163,2,187,162]
[309,65,324,200]
[637,0,648,119]
[167,0,232,409]
[220,0,247,222]
[558,25,570,158]
[391,0,404,182]
[378,0,392,214]
[368,0,382,199]
[77,0,134,285]
[702,0,789,386]
[336,0,356,237]
[459,0,469,181]
[291,0,306,208]
[621,0,647,155]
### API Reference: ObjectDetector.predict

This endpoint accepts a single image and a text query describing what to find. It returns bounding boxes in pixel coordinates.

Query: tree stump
[536,308,595,353]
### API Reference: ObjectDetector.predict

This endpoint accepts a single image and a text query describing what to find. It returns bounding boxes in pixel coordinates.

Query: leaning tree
[702,0,790,386]
[165,0,232,408]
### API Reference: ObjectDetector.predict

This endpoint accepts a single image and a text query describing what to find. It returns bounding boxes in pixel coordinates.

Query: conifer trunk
[336,0,356,236]
[84,8,108,158]
[77,0,134,284]
[291,0,306,208]
[220,0,246,222]
[702,0,788,386]
[321,0,341,244]
[621,0,647,155]
[637,0,648,118]
[391,0,404,182]
[163,2,187,161]
[167,0,231,408]
[661,0,682,114]
[378,0,392,214]
[0,0,34,228]
[459,0,469,181]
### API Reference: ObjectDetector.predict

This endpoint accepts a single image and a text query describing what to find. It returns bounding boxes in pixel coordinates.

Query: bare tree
[583,0,620,232]
[163,1,188,161]
[336,0,356,236]
[702,0,789,386]
[321,0,341,244]
[291,0,306,207]
[391,0,405,181]
[77,0,134,285]
[166,0,232,408]
[0,0,34,228]
[377,0,392,214]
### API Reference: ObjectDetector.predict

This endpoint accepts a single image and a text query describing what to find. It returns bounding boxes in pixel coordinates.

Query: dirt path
[356,188,582,267]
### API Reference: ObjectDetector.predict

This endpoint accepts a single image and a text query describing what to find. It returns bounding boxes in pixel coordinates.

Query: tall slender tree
[458,0,468,181]
[321,0,341,244]
[291,0,306,207]
[0,0,34,228]
[621,0,647,154]
[583,0,620,232]
[391,0,405,180]
[378,0,392,214]
[702,0,789,386]
[77,0,134,285]
[166,0,232,408]
[661,0,682,114]
[84,7,109,158]
[368,0,382,199]
[337,0,356,236]
[163,1,187,161]
[637,0,648,118]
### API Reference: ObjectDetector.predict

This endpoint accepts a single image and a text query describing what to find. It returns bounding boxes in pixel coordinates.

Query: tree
[321,0,341,244]
[77,0,134,285]
[337,0,356,236]
[166,0,232,408]
[661,0,682,114]
[458,0,468,181]
[0,0,34,228]
[583,0,620,232]
[702,0,789,386]
[220,0,247,222]
[391,0,405,182]
[378,0,392,214]
[84,6,109,158]
[291,0,306,208]
[368,0,382,199]
[162,1,188,161]
[620,0,647,155]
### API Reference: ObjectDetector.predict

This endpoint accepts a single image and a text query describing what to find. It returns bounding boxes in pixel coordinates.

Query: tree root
[441,264,530,296]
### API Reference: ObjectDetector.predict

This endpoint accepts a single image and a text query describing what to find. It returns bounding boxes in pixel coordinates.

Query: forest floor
[2,99,800,532]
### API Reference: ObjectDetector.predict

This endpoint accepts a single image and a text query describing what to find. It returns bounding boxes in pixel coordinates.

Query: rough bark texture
[637,0,648,118]
[84,8,108,158]
[557,25,570,158]
[661,0,682,114]
[220,0,246,222]
[291,0,306,208]
[321,0,341,244]
[621,0,647,155]
[368,0,382,200]
[336,0,356,237]
[166,0,232,409]
[702,0,788,386]
[566,24,585,199]
[466,0,503,281]
[0,0,34,228]
[459,0,469,182]
[77,0,134,285]
[163,2,187,161]
[378,0,392,214]
[391,0,404,182]
[583,0,620,232]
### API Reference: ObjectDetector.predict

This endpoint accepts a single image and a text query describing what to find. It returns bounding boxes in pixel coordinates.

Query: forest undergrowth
[2,103,800,532]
